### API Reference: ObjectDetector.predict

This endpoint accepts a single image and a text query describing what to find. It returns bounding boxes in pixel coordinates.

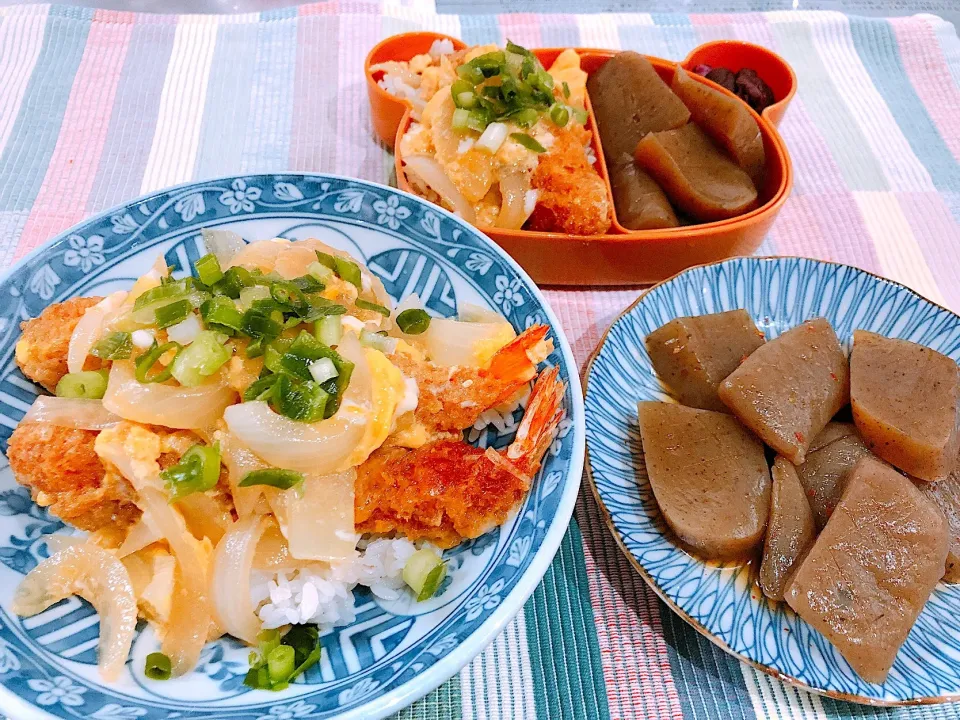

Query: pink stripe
[769,193,882,274]
[497,13,543,48]
[896,192,960,312]
[689,13,738,26]
[890,17,960,164]
[778,96,848,195]
[290,12,341,172]
[15,11,133,258]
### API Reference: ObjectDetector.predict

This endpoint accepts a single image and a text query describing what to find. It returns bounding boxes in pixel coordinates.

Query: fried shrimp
[390,324,553,435]
[527,125,612,236]
[15,296,103,392]
[7,423,140,532]
[354,366,564,547]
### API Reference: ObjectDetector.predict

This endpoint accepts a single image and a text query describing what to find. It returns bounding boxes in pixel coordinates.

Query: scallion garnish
[314,250,338,271]
[134,341,181,384]
[270,281,308,314]
[239,468,305,490]
[55,370,109,399]
[194,253,224,286]
[161,442,221,500]
[396,308,431,335]
[306,260,334,283]
[549,103,569,127]
[145,652,172,681]
[510,132,547,153]
[133,282,184,313]
[240,308,283,340]
[244,625,321,691]
[212,266,253,299]
[91,331,132,360]
[243,373,279,402]
[403,548,447,602]
[154,299,192,329]
[169,330,231,387]
[315,315,342,347]
[290,274,325,293]
[333,257,362,289]
[273,373,329,422]
[301,297,347,322]
[201,296,244,335]
[562,80,571,98]
[355,299,390,316]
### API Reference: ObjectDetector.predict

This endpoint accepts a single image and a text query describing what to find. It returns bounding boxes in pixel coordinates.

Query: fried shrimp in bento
[5,233,566,682]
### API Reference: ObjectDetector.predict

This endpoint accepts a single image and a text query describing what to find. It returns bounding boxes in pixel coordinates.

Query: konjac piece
[645,309,765,412]
[586,51,690,163]
[634,124,759,222]
[609,156,678,230]
[851,330,960,482]
[784,456,949,684]
[916,469,960,582]
[719,318,849,464]
[637,402,770,561]
[797,422,874,530]
[759,457,816,601]
[671,67,766,188]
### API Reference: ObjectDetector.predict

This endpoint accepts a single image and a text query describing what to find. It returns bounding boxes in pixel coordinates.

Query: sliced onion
[118,518,161,558]
[68,291,128,373]
[13,543,137,682]
[294,238,392,309]
[252,523,301,571]
[458,302,505,324]
[175,493,233,545]
[202,228,246,266]
[496,171,533,230]
[210,514,269,645]
[404,154,476,224]
[268,470,357,562]
[103,361,238,430]
[138,486,212,676]
[223,334,370,473]
[273,245,320,280]
[225,238,289,272]
[22,397,121,430]
[217,431,273,518]
[420,316,517,368]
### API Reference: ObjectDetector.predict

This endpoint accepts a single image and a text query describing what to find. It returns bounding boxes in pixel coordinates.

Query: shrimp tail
[505,366,565,476]
[486,324,554,405]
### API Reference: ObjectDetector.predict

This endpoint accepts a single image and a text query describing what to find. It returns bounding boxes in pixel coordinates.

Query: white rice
[251,538,419,631]
[429,38,455,58]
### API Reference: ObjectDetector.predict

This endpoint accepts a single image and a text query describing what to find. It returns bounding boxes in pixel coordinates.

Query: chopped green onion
[243,373,279,402]
[467,108,492,132]
[301,297,347,322]
[572,107,588,125]
[241,309,283,340]
[154,299,192,329]
[396,308,431,335]
[161,442,221,500]
[194,253,224,286]
[452,107,472,132]
[473,50,505,75]
[456,62,484,85]
[55,370,109,400]
[135,341,181,384]
[451,78,474,101]
[309,357,339,384]
[510,132,547,153]
[201,296,244,334]
[291,274,325,293]
[170,331,231,387]
[274,373,328,421]
[403,548,447,601]
[270,281,308,313]
[315,315,342,347]
[238,285,270,310]
[267,645,295,685]
[245,337,266,359]
[314,250,338,271]
[512,107,539,128]
[306,260,334,283]
[355,298,390,316]
[263,337,293,374]
[244,625,321,692]
[359,329,398,355]
[333,257,362,289]
[133,282,185,313]
[239,468,304,490]
[144,652,172,681]
[549,103,569,127]
[562,80,571,98]
[91,331,132,360]
[212,266,253,299]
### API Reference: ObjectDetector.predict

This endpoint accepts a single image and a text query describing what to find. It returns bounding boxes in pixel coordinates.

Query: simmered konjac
[639,311,960,684]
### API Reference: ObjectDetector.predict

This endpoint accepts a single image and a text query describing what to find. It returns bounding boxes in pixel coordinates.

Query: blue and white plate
[584,256,960,706]
[0,174,584,720]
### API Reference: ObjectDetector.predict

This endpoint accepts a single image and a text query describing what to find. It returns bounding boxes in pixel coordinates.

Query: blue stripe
[0,7,92,212]
[848,17,960,192]
[622,15,697,60]
[540,22,580,49]
[458,14,501,46]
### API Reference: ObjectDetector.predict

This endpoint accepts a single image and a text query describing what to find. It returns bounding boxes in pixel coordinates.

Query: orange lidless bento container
[365,32,796,286]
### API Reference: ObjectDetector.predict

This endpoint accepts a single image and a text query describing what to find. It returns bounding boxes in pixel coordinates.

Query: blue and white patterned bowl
[584,256,960,706]
[0,174,584,720]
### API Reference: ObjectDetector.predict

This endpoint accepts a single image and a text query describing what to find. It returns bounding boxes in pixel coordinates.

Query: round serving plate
[0,174,584,720]
[584,256,960,706]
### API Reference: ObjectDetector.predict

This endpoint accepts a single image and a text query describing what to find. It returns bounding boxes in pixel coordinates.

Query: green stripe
[392,676,462,720]
[524,520,611,720]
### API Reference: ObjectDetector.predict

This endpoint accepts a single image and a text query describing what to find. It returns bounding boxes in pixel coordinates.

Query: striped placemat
[0,2,958,718]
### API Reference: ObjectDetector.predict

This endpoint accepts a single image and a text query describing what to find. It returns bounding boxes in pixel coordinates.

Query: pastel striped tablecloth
[0,1,959,718]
